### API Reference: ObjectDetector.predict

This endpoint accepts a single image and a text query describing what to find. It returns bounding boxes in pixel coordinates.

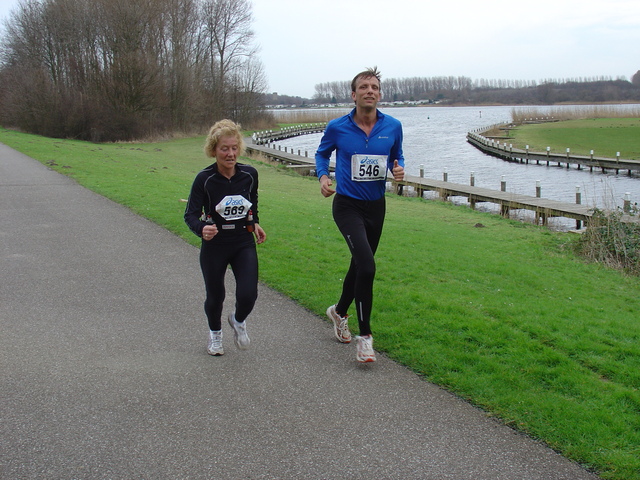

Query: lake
[269,105,640,229]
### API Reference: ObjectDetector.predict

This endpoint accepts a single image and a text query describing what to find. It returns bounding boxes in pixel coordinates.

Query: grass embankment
[506,117,640,160]
[2,127,640,480]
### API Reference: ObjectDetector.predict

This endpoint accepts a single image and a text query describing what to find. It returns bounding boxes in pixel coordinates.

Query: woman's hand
[254,224,266,244]
[202,224,218,241]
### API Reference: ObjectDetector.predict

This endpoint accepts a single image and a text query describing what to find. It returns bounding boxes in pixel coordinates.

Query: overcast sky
[2,0,639,98]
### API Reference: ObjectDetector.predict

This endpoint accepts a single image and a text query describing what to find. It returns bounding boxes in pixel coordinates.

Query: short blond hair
[204,119,245,158]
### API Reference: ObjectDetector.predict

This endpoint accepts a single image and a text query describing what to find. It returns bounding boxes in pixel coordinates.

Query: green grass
[2,126,640,479]
[507,118,640,160]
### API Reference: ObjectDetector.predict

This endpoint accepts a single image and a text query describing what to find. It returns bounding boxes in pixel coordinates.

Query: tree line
[0,0,269,141]
[311,73,640,106]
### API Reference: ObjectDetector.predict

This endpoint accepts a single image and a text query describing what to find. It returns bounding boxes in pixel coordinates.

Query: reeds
[268,108,349,125]
[576,208,640,275]
[511,105,640,124]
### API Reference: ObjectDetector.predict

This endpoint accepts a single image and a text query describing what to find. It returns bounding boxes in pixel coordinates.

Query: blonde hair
[203,119,246,158]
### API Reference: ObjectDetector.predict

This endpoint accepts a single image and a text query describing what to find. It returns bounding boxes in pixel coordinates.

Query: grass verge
[2,127,640,479]
[506,118,640,160]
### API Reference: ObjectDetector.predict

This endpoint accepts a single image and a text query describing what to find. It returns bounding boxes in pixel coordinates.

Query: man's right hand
[319,175,336,198]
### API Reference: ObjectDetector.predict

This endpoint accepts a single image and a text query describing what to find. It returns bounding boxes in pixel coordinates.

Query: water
[269,105,640,229]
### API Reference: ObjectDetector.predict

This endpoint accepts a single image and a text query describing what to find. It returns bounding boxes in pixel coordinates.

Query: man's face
[351,75,381,108]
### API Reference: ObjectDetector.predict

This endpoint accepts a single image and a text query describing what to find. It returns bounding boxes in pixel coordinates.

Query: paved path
[0,143,600,479]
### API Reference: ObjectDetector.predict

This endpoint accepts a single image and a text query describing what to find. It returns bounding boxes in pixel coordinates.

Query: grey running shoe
[356,335,376,363]
[228,313,250,350]
[326,304,351,343]
[207,330,224,356]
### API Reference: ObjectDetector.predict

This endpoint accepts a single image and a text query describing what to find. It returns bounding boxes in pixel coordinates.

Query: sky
[2,0,639,98]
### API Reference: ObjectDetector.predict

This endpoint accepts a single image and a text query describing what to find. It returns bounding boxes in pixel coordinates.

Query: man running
[315,67,405,363]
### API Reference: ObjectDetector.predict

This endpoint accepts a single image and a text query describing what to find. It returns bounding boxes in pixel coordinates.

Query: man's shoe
[356,335,376,363]
[326,304,351,343]
[228,313,250,350]
[207,330,224,356]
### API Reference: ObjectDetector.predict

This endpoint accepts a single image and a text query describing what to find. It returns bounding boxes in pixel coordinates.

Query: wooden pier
[252,123,326,145]
[467,128,640,175]
[246,137,596,228]
[396,175,592,227]
[246,137,321,176]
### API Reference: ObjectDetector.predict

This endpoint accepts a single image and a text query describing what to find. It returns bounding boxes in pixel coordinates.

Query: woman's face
[215,135,239,171]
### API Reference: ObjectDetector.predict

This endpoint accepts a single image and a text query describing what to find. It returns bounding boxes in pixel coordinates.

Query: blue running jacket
[315,108,405,201]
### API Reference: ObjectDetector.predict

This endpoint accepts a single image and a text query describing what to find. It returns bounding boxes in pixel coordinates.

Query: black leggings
[332,194,386,336]
[200,239,258,331]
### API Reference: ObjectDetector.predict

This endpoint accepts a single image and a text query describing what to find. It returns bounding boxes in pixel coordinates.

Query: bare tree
[200,0,256,119]
[228,56,268,125]
[157,0,203,130]
[0,0,268,139]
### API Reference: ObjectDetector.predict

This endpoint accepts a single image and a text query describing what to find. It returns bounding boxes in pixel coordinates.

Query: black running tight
[199,239,258,331]
[332,194,386,336]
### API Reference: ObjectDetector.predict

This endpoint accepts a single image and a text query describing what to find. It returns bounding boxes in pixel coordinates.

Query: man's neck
[354,106,377,133]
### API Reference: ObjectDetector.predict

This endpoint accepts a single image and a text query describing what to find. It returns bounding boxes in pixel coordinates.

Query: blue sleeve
[388,122,405,170]
[315,125,335,178]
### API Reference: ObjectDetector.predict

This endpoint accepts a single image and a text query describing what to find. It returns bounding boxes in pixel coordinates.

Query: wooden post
[546,146,550,166]
[624,192,631,213]
[500,176,509,217]
[539,212,547,225]
[575,186,582,230]
[469,172,476,209]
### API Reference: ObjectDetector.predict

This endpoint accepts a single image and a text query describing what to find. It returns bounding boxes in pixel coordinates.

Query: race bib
[351,154,387,181]
[215,195,252,221]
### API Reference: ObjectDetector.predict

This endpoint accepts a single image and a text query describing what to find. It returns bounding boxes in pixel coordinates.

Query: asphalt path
[0,142,600,479]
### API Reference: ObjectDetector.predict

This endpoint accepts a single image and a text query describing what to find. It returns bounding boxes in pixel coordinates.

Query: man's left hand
[392,159,405,182]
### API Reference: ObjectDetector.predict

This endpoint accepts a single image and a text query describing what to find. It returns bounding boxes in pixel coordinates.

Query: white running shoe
[228,313,250,350]
[207,330,224,356]
[326,304,351,343]
[356,335,376,363]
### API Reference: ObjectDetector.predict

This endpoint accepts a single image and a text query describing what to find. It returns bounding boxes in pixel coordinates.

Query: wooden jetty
[246,137,595,228]
[252,123,326,145]
[467,127,640,175]
[397,175,591,227]
[246,137,321,176]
